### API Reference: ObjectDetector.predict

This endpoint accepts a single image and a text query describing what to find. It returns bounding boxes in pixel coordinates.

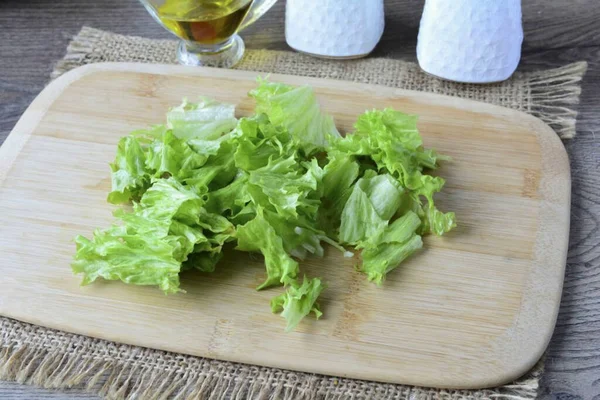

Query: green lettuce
[107,136,151,204]
[335,108,447,190]
[249,79,340,155]
[339,173,404,245]
[72,227,182,294]
[236,208,299,290]
[183,141,237,191]
[248,156,323,220]
[331,108,455,282]
[73,82,456,331]
[73,177,234,294]
[106,98,237,204]
[414,175,457,235]
[359,212,423,285]
[167,97,238,141]
[271,277,324,332]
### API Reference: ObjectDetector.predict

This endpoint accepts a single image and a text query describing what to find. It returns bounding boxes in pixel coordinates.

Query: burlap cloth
[0,27,588,399]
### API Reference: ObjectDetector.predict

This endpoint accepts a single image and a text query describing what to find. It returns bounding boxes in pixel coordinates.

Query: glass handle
[238,0,278,32]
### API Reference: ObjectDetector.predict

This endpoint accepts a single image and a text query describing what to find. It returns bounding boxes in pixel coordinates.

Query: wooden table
[1,0,599,398]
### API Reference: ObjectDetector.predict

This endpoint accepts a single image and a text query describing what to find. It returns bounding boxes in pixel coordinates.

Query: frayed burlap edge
[52,27,587,139]
[527,62,587,139]
[1,317,542,400]
[1,25,582,399]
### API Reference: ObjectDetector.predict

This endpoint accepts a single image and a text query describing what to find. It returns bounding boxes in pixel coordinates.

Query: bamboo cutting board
[0,63,570,389]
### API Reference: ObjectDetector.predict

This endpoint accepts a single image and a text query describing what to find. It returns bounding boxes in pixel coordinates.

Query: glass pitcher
[139,0,277,68]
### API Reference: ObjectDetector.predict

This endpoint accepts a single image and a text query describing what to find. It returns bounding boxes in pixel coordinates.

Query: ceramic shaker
[417,0,523,83]
[285,0,385,59]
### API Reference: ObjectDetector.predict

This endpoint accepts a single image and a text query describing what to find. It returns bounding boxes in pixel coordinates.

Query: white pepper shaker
[285,0,385,59]
[417,0,523,83]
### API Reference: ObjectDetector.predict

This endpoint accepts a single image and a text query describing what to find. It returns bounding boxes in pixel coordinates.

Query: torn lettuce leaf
[72,227,182,294]
[413,175,457,235]
[248,155,323,220]
[339,173,404,245]
[107,97,237,204]
[354,108,422,151]
[318,152,360,236]
[358,211,423,285]
[271,276,324,332]
[107,136,151,204]
[334,108,455,282]
[235,208,299,290]
[167,97,238,141]
[145,129,208,180]
[260,209,327,260]
[360,234,423,285]
[249,79,340,154]
[73,177,232,294]
[183,141,237,191]
[204,174,251,217]
[335,108,448,190]
[424,206,457,236]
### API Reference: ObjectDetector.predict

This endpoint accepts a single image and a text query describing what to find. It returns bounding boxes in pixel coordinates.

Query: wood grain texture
[0,63,570,389]
[0,0,599,399]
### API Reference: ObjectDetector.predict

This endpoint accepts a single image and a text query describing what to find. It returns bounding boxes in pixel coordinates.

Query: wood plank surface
[0,63,570,389]
[0,0,599,398]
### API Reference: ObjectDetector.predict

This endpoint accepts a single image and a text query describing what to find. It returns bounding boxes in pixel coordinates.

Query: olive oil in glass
[139,0,277,67]
[158,0,253,45]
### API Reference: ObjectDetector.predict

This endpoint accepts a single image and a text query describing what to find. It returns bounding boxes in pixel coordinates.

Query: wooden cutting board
[0,63,570,389]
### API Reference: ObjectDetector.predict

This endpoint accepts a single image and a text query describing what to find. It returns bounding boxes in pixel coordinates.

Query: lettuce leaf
[247,155,323,220]
[107,136,151,204]
[361,235,423,285]
[270,276,324,331]
[359,211,423,285]
[236,208,299,290]
[107,98,236,204]
[249,79,340,155]
[184,251,223,273]
[73,178,231,293]
[72,227,182,294]
[414,175,457,235]
[261,209,328,260]
[339,173,404,245]
[331,108,455,282]
[145,129,208,180]
[335,108,448,190]
[167,97,238,140]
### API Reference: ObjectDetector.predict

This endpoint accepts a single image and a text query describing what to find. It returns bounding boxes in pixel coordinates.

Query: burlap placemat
[0,26,588,400]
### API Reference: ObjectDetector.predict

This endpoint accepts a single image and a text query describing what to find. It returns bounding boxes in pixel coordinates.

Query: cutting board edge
[0,62,571,389]
[481,114,570,387]
[0,65,101,186]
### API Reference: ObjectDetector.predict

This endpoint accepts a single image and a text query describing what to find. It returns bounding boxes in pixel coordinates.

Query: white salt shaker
[417,0,523,83]
[285,0,385,59]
